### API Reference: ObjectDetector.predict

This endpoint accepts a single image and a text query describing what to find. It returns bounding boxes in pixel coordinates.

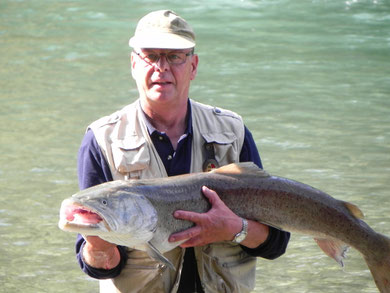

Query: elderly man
[76,10,290,293]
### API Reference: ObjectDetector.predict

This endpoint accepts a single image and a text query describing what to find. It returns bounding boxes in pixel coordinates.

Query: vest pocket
[106,250,161,293]
[112,137,150,176]
[201,132,239,165]
[109,248,182,293]
[199,242,256,293]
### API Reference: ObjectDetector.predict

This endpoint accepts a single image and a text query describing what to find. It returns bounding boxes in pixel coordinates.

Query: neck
[141,98,188,149]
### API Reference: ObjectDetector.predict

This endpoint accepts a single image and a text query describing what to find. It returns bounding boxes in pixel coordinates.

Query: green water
[1,1,389,292]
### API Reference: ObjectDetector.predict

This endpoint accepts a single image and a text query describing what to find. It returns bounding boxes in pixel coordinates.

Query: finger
[178,237,202,248]
[173,210,204,223]
[168,226,201,243]
[202,186,221,206]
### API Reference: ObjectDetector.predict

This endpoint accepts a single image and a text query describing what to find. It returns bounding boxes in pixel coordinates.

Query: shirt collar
[139,99,193,136]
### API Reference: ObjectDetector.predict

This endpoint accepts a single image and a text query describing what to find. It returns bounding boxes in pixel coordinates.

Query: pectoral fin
[146,241,175,271]
[314,238,349,267]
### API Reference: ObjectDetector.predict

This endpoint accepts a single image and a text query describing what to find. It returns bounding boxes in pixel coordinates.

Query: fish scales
[115,170,383,268]
[59,162,390,292]
[135,171,359,245]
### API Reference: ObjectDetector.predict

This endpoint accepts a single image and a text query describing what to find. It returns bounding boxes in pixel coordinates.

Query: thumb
[84,236,116,250]
[202,186,220,205]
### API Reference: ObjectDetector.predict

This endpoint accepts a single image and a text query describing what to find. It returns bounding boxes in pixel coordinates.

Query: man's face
[131,48,198,107]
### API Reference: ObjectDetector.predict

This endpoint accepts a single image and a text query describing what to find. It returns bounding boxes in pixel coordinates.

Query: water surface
[1,1,389,292]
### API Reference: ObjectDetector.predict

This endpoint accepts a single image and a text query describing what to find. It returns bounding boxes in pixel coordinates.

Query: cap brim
[129,33,195,49]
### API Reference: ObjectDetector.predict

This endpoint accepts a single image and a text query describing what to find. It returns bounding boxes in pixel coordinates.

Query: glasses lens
[144,53,159,63]
[137,51,191,65]
[167,52,186,64]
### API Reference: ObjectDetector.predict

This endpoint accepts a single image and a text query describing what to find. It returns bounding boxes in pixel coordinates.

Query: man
[76,10,290,293]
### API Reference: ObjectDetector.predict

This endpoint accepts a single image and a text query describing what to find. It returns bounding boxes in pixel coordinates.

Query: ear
[190,54,199,81]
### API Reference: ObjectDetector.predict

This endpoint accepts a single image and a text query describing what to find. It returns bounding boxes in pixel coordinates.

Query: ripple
[0,220,11,227]
[30,167,53,173]
[13,241,30,246]
[86,11,106,19]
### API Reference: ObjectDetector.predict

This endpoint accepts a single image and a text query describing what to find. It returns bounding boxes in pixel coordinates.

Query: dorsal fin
[344,201,364,219]
[210,162,269,177]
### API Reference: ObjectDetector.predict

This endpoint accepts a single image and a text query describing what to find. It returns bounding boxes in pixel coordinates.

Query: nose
[153,54,170,72]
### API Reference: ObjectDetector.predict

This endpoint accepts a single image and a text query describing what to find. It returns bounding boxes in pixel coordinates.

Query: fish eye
[101,199,108,205]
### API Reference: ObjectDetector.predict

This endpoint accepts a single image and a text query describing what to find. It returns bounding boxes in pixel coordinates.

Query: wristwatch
[232,218,248,244]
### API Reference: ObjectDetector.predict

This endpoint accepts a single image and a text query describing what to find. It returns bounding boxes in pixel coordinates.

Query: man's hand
[82,236,120,270]
[168,186,270,249]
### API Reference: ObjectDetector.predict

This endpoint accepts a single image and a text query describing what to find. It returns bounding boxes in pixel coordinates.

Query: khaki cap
[129,10,196,49]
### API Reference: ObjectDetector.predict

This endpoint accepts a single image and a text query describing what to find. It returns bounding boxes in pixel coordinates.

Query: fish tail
[364,234,390,293]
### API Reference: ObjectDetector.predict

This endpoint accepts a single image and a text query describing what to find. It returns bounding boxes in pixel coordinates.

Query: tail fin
[364,235,390,293]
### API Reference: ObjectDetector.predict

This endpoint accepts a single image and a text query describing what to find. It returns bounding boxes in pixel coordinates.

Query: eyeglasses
[134,50,194,66]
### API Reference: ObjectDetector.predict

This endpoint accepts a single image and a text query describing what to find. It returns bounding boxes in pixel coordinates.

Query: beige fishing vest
[89,99,257,293]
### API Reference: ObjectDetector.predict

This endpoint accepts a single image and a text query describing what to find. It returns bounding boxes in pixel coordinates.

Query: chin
[147,93,175,104]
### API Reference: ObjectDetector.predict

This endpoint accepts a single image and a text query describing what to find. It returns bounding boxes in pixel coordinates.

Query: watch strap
[232,218,248,244]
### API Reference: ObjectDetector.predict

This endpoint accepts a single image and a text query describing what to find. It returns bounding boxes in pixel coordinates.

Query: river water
[1,1,389,292]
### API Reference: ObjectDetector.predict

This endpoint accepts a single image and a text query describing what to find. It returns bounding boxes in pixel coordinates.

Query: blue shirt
[75,103,290,290]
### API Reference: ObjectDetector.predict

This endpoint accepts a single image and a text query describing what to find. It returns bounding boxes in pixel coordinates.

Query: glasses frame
[134,49,194,66]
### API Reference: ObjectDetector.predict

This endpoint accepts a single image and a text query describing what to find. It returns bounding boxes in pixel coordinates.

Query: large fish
[58,163,390,292]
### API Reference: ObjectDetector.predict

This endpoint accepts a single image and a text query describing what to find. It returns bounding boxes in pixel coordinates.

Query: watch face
[233,219,248,243]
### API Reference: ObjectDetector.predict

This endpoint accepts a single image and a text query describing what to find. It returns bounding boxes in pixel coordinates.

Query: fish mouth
[59,200,108,231]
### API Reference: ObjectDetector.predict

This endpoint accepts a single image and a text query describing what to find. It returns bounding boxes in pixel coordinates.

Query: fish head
[58,181,158,247]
